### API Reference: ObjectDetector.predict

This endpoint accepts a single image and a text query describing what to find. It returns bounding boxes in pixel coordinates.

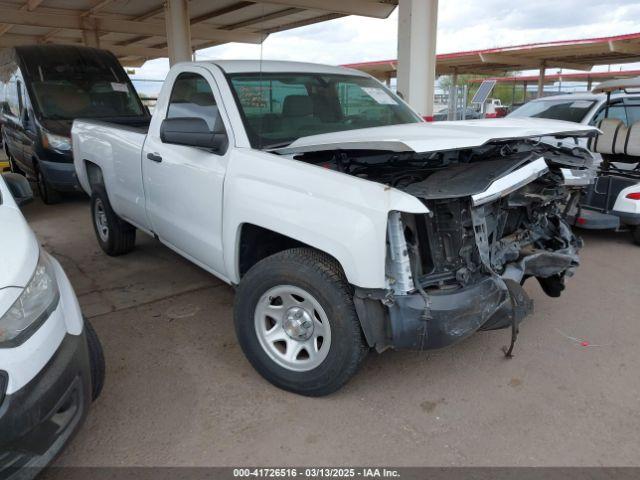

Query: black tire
[7,151,24,176]
[36,168,62,205]
[633,226,640,246]
[91,186,136,256]
[537,274,565,298]
[234,248,368,396]
[85,319,105,402]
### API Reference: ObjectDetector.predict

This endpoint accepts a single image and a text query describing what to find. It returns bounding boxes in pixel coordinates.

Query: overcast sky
[134,0,640,79]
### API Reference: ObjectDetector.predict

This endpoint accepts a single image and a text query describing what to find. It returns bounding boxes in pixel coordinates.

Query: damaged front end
[335,141,593,352]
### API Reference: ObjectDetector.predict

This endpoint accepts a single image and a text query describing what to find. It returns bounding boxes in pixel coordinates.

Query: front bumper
[37,160,80,193]
[0,331,91,480]
[387,276,532,350]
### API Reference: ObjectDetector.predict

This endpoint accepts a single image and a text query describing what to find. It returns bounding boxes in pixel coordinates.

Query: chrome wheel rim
[254,285,331,372]
[94,198,109,242]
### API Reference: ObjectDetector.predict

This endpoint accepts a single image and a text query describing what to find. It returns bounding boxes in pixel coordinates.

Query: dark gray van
[0,45,150,204]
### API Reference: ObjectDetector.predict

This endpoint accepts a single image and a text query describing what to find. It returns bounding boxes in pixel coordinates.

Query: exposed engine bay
[294,140,595,352]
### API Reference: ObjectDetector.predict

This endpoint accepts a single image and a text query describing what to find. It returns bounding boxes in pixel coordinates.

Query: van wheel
[234,248,368,396]
[37,169,61,205]
[91,186,136,256]
[633,226,640,246]
[84,319,105,402]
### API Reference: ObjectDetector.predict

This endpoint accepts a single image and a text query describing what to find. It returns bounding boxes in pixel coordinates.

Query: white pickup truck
[73,60,598,396]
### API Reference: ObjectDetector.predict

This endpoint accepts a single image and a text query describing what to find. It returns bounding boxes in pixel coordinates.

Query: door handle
[147,152,163,163]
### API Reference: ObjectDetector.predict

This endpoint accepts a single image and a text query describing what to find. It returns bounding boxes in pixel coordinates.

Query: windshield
[509,99,596,123]
[228,73,421,149]
[26,57,146,120]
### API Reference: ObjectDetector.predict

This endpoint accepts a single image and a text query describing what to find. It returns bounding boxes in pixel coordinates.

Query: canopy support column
[447,68,458,120]
[397,0,438,117]
[82,28,100,48]
[537,61,546,98]
[165,0,192,66]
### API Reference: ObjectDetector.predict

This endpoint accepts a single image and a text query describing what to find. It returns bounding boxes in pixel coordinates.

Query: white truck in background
[73,60,598,396]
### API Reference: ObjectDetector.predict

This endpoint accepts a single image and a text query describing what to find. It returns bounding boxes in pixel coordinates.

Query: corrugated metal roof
[0,0,398,66]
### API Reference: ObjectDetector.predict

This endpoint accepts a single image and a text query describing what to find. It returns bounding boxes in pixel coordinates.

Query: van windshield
[25,55,146,120]
[228,72,421,149]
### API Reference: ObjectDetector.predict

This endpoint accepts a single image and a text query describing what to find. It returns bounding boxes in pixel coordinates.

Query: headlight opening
[0,253,60,348]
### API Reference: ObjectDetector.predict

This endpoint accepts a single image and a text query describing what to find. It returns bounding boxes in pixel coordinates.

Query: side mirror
[160,117,227,152]
[2,173,33,206]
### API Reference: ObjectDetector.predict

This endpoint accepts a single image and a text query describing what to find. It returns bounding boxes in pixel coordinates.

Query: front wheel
[85,319,105,402]
[91,186,136,256]
[37,168,62,205]
[234,248,368,396]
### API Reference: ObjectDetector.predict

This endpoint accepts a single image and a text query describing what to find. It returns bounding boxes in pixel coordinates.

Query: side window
[591,103,628,126]
[167,72,219,130]
[624,99,640,125]
[6,76,21,118]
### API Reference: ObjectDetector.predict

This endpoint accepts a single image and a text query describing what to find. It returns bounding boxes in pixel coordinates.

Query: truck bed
[72,117,150,228]
[78,116,151,135]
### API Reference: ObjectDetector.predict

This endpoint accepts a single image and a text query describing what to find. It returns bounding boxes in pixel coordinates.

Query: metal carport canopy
[467,69,640,86]
[0,0,398,67]
[343,31,640,78]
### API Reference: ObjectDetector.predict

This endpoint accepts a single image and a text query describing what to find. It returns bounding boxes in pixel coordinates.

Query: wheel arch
[236,223,344,280]
[84,160,105,193]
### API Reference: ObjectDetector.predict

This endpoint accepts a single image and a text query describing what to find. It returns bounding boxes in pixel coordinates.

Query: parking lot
[15,189,638,468]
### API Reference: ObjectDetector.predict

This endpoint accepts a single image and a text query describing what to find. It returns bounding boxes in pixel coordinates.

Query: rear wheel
[234,248,368,396]
[36,168,62,205]
[85,319,105,402]
[91,186,136,256]
[633,226,640,246]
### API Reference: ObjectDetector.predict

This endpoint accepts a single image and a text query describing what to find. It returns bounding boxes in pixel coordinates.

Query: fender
[72,120,150,230]
[222,149,428,288]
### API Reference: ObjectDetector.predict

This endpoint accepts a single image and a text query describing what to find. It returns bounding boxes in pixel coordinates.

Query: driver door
[142,67,230,278]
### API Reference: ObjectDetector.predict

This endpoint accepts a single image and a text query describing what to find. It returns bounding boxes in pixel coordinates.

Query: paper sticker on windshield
[111,82,129,93]
[362,87,398,105]
[570,101,592,108]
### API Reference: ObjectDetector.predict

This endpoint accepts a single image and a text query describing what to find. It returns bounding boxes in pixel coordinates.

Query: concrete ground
[17,192,640,467]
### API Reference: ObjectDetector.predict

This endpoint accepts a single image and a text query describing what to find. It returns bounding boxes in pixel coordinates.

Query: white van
[0,173,104,479]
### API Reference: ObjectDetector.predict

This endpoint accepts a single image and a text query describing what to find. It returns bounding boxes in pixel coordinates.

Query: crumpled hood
[271,118,599,155]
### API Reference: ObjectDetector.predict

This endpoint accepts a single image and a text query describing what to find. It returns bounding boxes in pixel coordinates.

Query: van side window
[167,72,219,130]
[6,76,21,118]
